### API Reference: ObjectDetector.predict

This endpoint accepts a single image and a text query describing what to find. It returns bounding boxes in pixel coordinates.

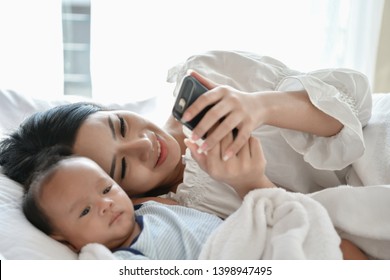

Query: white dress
[164,50,373,219]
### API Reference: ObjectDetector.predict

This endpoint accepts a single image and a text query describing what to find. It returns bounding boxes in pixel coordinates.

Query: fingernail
[197,143,208,154]
[200,142,208,151]
[191,133,200,141]
[223,151,233,161]
[182,112,191,122]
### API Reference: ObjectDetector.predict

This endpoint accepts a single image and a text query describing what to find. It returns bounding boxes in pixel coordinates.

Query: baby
[23,148,222,259]
[23,144,367,259]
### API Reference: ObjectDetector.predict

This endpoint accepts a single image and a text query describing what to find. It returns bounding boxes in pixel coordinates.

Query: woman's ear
[50,233,79,253]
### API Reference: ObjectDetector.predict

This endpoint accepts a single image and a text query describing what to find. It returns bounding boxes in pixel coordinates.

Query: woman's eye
[119,116,126,137]
[80,207,90,217]
[103,186,112,194]
[121,157,127,180]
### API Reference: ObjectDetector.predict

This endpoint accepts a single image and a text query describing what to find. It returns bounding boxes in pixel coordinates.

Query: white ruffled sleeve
[276,69,372,170]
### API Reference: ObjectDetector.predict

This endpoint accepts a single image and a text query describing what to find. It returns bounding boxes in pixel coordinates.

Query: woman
[0,50,372,218]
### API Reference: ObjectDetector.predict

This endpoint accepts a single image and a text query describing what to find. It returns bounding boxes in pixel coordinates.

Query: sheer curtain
[321,0,385,84]
[0,0,63,98]
[90,0,384,101]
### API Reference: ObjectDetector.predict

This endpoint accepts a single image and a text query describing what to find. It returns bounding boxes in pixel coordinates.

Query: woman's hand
[182,70,266,161]
[185,132,275,199]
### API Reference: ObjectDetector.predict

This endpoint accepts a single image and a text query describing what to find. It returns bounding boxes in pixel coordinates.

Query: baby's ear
[50,233,79,253]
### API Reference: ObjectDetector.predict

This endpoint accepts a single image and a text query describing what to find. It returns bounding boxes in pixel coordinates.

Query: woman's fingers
[184,139,207,168]
[219,128,235,159]
[181,70,219,123]
[248,136,261,159]
[223,126,252,160]
[188,70,218,91]
[181,86,225,125]
[198,109,250,157]
[189,94,231,140]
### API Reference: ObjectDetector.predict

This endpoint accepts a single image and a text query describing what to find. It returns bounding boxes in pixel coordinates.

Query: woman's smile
[155,134,168,168]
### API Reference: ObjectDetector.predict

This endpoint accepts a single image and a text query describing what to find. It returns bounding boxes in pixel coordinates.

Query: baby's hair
[22,145,73,235]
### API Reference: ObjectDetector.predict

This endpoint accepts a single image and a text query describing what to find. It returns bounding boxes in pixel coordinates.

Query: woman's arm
[169,51,371,166]
[340,239,368,260]
[182,71,343,160]
[258,89,343,136]
[131,196,179,205]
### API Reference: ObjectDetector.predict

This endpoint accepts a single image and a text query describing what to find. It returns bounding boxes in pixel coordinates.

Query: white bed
[1,88,390,260]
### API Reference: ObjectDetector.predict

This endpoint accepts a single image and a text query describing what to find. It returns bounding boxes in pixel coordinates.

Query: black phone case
[172,75,212,131]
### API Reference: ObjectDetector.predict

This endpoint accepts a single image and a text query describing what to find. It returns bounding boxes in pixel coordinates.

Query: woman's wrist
[251,91,278,127]
[258,175,276,188]
[235,175,276,199]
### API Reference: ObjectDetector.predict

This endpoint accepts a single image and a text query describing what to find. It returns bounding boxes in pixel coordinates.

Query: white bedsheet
[311,185,390,260]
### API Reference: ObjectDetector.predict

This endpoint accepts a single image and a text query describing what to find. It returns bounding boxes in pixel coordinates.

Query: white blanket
[198,188,342,260]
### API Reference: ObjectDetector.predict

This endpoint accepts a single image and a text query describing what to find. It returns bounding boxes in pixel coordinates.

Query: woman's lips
[155,135,167,167]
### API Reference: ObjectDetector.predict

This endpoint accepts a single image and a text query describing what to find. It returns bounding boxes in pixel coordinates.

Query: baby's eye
[103,186,112,194]
[80,206,90,217]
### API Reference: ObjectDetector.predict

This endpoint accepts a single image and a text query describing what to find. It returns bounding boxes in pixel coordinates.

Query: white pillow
[352,93,390,185]
[0,89,172,259]
[0,172,78,259]
[0,89,168,134]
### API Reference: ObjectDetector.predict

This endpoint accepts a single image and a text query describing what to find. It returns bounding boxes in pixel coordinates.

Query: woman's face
[73,110,182,196]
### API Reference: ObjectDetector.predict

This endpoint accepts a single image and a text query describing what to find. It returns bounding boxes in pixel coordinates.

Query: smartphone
[172,75,238,145]
[172,75,212,140]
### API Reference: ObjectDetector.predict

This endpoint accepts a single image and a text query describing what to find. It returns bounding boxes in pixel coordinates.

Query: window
[62,0,91,97]
[0,1,384,100]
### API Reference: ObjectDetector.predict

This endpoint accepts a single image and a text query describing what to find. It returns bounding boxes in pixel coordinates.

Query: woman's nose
[118,135,152,162]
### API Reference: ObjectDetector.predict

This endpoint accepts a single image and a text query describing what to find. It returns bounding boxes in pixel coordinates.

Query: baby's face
[39,157,139,252]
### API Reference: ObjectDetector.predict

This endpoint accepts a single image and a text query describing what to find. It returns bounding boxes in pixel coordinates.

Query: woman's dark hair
[0,102,103,188]
[23,145,73,235]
